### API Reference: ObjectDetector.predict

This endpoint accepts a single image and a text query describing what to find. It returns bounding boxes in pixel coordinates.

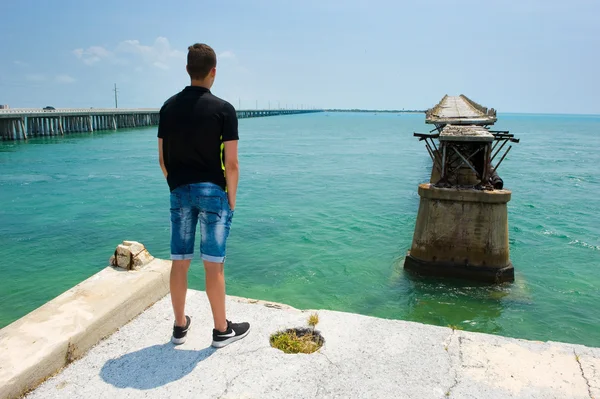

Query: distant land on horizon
[3,105,597,116]
[324,109,425,113]
[0,105,426,113]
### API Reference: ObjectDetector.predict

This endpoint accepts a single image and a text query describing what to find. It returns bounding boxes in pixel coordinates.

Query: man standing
[158,43,250,347]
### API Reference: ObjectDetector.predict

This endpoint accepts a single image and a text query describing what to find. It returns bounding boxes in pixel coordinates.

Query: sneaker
[212,320,250,348]
[171,315,191,345]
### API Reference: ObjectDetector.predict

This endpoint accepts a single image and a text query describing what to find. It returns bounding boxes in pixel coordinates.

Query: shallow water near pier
[1,112,599,347]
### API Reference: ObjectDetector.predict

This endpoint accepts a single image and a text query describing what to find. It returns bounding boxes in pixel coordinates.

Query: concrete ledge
[24,290,600,399]
[418,183,511,204]
[0,258,171,399]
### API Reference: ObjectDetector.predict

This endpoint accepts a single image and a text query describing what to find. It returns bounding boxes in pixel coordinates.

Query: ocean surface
[1,112,599,347]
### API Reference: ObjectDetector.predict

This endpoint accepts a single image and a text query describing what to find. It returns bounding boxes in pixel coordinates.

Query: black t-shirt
[157,86,239,191]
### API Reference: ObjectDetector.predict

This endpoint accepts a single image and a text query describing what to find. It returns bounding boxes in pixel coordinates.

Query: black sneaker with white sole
[212,320,250,348]
[171,315,191,345]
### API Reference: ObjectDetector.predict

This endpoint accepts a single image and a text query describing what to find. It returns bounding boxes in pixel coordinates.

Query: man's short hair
[187,43,217,80]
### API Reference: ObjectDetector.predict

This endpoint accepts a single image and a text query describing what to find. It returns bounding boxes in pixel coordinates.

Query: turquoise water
[1,112,599,347]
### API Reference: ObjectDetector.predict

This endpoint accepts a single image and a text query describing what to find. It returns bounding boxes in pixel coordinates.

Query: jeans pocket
[170,191,182,209]
[198,196,223,225]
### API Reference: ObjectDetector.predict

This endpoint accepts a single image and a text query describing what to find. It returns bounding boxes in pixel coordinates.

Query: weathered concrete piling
[405,95,519,283]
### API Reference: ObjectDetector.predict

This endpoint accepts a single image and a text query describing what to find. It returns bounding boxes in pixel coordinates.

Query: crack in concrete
[443,329,454,351]
[313,371,334,399]
[217,371,246,399]
[314,381,322,398]
[457,336,466,365]
[574,350,593,399]
[160,272,169,290]
[235,346,268,356]
[319,351,340,370]
[147,270,169,291]
[443,330,461,397]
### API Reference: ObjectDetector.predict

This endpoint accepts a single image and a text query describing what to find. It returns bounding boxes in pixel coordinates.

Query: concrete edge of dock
[22,290,600,398]
[0,258,172,399]
[2,247,599,398]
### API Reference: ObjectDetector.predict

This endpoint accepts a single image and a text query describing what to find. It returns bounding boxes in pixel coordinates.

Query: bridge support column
[20,118,27,140]
[405,183,514,283]
[12,120,18,140]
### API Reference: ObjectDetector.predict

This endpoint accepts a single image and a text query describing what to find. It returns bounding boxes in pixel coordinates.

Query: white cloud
[73,46,112,65]
[218,51,236,60]
[74,37,184,70]
[14,60,29,67]
[25,73,45,82]
[55,74,76,84]
[153,62,169,70]
[115,37,184,70]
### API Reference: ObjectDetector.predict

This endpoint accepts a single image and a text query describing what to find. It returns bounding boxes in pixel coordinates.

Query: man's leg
[169,185,196,342]
[171,260,191,327]
[197,183,249,348]
[203,261,227,332]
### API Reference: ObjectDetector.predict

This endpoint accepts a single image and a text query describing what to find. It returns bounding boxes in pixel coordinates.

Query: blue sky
[1,0,598,114]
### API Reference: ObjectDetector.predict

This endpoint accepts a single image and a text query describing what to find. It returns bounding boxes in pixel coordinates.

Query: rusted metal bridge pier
[0,108,321,141]
[405,95,519,283]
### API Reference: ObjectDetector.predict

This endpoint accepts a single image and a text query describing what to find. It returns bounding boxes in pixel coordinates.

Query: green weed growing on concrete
[270,312,323,354]
[270,329,321,354]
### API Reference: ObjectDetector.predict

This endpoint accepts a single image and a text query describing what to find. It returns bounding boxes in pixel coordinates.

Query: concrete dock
[22,290,600,399]
[0,241,598,399]
[0,108,321,140]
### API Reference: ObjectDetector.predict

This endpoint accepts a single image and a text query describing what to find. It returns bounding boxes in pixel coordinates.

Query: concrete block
[109,240,154,270]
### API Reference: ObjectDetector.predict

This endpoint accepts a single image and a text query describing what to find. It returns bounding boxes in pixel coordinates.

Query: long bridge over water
[0,108,322,140]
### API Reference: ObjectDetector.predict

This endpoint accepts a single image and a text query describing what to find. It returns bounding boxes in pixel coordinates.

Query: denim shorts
[169,182,234,263]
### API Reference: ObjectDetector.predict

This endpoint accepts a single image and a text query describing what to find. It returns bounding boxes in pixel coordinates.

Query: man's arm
[158,138,168,179]
[224,140,239,210]
[221,101,239,210]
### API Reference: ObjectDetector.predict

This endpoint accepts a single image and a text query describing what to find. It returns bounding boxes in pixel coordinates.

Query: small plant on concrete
[308,312,319,329]
[270,312,324,354]
[270,329,322,354]
[448,324,463,331]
